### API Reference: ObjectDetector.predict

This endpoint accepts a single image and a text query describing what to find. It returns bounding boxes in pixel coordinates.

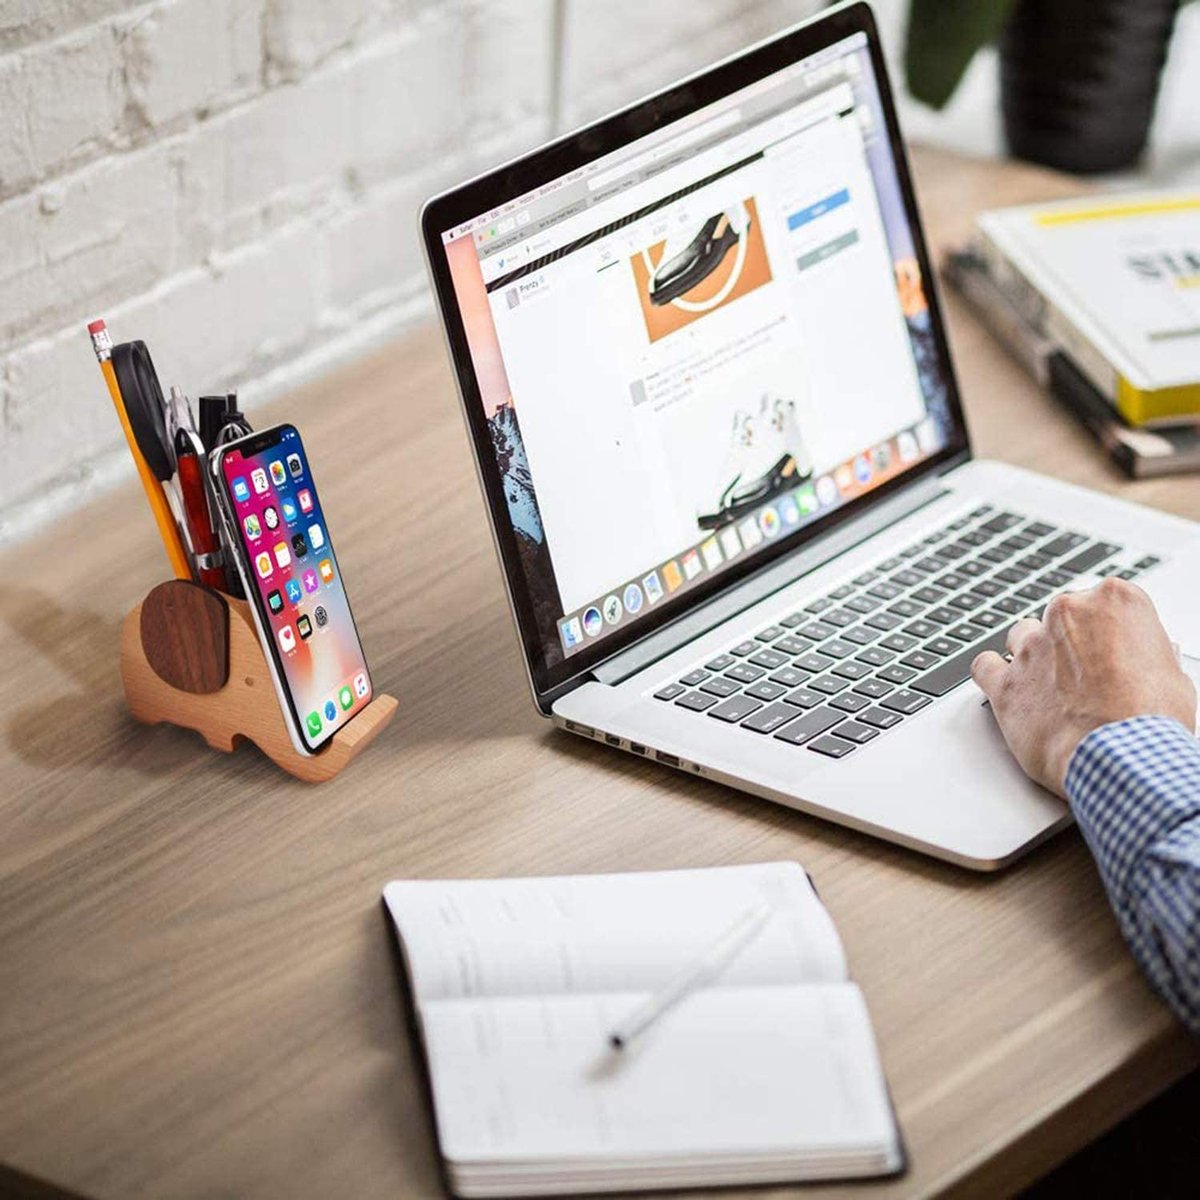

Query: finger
[1006,617,1041,657]
[970,650,1007,701]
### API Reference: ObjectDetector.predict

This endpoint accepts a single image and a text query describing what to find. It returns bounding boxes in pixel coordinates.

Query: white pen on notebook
[607,901,773,1051]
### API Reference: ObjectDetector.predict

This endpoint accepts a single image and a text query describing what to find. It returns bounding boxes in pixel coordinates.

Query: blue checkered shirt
[1066,716,1200,1034]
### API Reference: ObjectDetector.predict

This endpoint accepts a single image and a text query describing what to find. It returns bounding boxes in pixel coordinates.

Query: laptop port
[604,734,622,747]
[629,743,646,756]
[565,720,595,737]
[656,751,680,767]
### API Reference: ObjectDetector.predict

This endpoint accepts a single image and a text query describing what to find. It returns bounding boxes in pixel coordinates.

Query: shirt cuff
[1065,715,1200,900]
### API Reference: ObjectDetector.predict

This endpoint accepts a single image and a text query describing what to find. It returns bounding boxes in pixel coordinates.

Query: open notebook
[383,862,903,1197]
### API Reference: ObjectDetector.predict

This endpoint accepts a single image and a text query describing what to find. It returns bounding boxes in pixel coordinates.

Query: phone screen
[219,424,372,751]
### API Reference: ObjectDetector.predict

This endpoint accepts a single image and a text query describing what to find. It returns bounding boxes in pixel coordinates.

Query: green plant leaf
[904,0,1019,110]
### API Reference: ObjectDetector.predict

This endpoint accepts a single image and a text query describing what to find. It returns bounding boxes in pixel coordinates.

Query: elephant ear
[903,0,1018,110]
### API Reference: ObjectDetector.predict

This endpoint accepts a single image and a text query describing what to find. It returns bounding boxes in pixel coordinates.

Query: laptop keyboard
[653,505,1163,760]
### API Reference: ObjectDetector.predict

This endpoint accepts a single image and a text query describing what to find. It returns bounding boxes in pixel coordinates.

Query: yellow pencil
[88,319,191,580]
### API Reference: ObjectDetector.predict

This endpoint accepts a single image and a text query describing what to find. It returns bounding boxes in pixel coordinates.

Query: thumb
[971,650,1007,702]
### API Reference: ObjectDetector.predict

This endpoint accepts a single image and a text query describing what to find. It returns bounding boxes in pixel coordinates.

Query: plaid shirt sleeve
[1066,715,1200,1035]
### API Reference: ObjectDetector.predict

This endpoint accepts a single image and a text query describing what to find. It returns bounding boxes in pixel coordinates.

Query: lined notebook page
[421,984,895,1165]
[384,862,846,1003]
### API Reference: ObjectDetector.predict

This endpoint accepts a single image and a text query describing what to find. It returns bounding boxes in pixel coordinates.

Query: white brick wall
[0,0,824,543]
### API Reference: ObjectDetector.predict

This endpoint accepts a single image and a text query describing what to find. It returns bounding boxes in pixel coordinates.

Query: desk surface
[2,146,1198,1200]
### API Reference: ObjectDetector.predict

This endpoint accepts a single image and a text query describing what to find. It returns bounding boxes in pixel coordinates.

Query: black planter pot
[999,0,1181,174]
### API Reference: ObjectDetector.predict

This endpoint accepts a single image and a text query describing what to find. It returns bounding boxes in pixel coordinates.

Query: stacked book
[943,190,1200,477]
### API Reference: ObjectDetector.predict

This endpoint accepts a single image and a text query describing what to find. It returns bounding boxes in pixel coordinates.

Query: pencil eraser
[87,319,107,334]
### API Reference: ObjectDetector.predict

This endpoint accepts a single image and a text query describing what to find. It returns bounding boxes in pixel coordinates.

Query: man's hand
[971,578,1197,795]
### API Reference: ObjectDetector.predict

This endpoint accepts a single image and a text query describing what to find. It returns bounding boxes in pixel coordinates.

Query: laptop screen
[431,18,963,696]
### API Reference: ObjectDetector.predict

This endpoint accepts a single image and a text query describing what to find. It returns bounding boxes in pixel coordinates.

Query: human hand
[970,578,1198,795]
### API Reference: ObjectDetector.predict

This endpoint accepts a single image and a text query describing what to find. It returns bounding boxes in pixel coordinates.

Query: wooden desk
[1,147,1197,1200]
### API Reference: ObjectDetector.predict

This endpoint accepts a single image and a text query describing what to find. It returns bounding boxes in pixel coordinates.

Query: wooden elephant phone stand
[120,580,397,782]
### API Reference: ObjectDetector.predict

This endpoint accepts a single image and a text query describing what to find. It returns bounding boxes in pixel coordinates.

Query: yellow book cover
[975,192,1200,426]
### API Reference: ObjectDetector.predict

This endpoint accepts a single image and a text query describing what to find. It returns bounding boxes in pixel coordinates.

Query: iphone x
[210,423,373,754]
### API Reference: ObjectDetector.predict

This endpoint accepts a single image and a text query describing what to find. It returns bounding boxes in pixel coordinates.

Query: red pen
[174,428,226,590]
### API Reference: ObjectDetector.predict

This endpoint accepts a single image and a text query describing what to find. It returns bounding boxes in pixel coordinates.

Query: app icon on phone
[243,513,261,540]
[251,468,269,494]
[287,453,303,479]
[296,613,313,640]
[278,624,296,653]
[307,523,325,550]
[302,568,319,594]
[266,589,283,614]
[339,685,353,711]
[323,699,338,723]
[263,505,279,530]
[314,605,328,627]
[281,498,298,524]
[306,711,322,737]
[273,541,291,569]
[354,672,369,699]
[269,460,287,486]
[285,578,303,605]
[232,476,250,503]
[291,533,308,558]
[298,489,313,513]
[318,558,334,584]
[255,551,272,579]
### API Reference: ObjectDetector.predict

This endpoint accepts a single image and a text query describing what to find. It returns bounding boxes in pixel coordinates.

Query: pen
[606,902,773,1051]
[88,319,192,580]
[174,426,226,590]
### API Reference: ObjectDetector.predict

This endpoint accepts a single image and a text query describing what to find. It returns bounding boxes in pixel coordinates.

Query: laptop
[421,0,1200,869]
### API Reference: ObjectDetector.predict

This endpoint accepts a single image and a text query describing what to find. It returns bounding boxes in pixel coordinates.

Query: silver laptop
[421,1,1200,869]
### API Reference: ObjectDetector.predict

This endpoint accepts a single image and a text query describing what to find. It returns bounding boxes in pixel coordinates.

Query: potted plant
[903,0,1186,174]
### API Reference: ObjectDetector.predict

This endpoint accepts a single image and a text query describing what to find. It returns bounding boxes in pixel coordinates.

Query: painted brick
[23,20,124,175]
[0,53,36,196]
[0,0,132,54]
[121,0,263,130]
[262,0,380,82]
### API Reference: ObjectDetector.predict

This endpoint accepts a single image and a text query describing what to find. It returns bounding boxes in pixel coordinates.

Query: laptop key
[878,663,917,684]
[901,650,939,671]
[770,666,811,688]
[1026,521,1056,537]
[829,584,855,599]
[890,569,924,587]
[904,619,939,639]
[868,581,903,600]
[802,598,832,614]
[860,706,903,729]
[841,626,879,646]
[846,595,880,614]
[705,654,736,672]
[1061,542,1121,574]
[773,635,813,655]
[780,610,808,626]
[1038,569,1072,588]
[755,625,786,642]
[726,663,764,683]
[880,632,918,652]
[927,607,958,626]
[913,586,946,604]
[784,686,825,709]
[958,559,989,577]
[959,530,989,546]
[981,511,1022,533]
[1134,555,1161,570]
[820,638,857,659]
[880,689,932,715]
[773,706,844,745]
[699,676,741,698]
[926,637,960,657]
[830,691,870,713]
[887,598,923,618]
[913,557,944,574]
[971,610,1007,628]
[935,542,968,560]
[855,646,894,667]
[853,570,879,586]
[680,669,710,686]
[1018,553,1051,572]
[823,608,857,628]
[730,641,757,656]
[807,734,857,758]
[948,592,985,611]
[865,611,902,631]
[654,682,686,701]
[676,691,718,711]
[749,648,789,669]
[809,674,849,695]
[948,623,980,641]
[832,659,872,680]
[853,677,894,698]
[833,719,879,744]
[1016,582,1051,601]
[878,556,903,569]
[795,652,834,674]
[909,624,1012,696]
[741,702,800,734]
[746,680,788,702]
[996,566,1029,584]
[935,572,969,591]
[801,621,838,642]
[994,596,1027,615]
[708,695,764,723]
[973,579,1005,597]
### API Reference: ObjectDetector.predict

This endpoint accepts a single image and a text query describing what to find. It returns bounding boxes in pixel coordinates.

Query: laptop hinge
[593,476,951,687]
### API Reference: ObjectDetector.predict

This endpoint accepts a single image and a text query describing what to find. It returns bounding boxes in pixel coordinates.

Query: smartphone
[210,423,373,755]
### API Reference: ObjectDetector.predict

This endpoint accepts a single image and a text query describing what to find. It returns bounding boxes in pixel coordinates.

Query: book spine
[973,226,1122,409]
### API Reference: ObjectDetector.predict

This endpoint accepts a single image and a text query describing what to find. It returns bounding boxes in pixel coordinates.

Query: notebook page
[384,862,846,1003]
[420,984,896,1166]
